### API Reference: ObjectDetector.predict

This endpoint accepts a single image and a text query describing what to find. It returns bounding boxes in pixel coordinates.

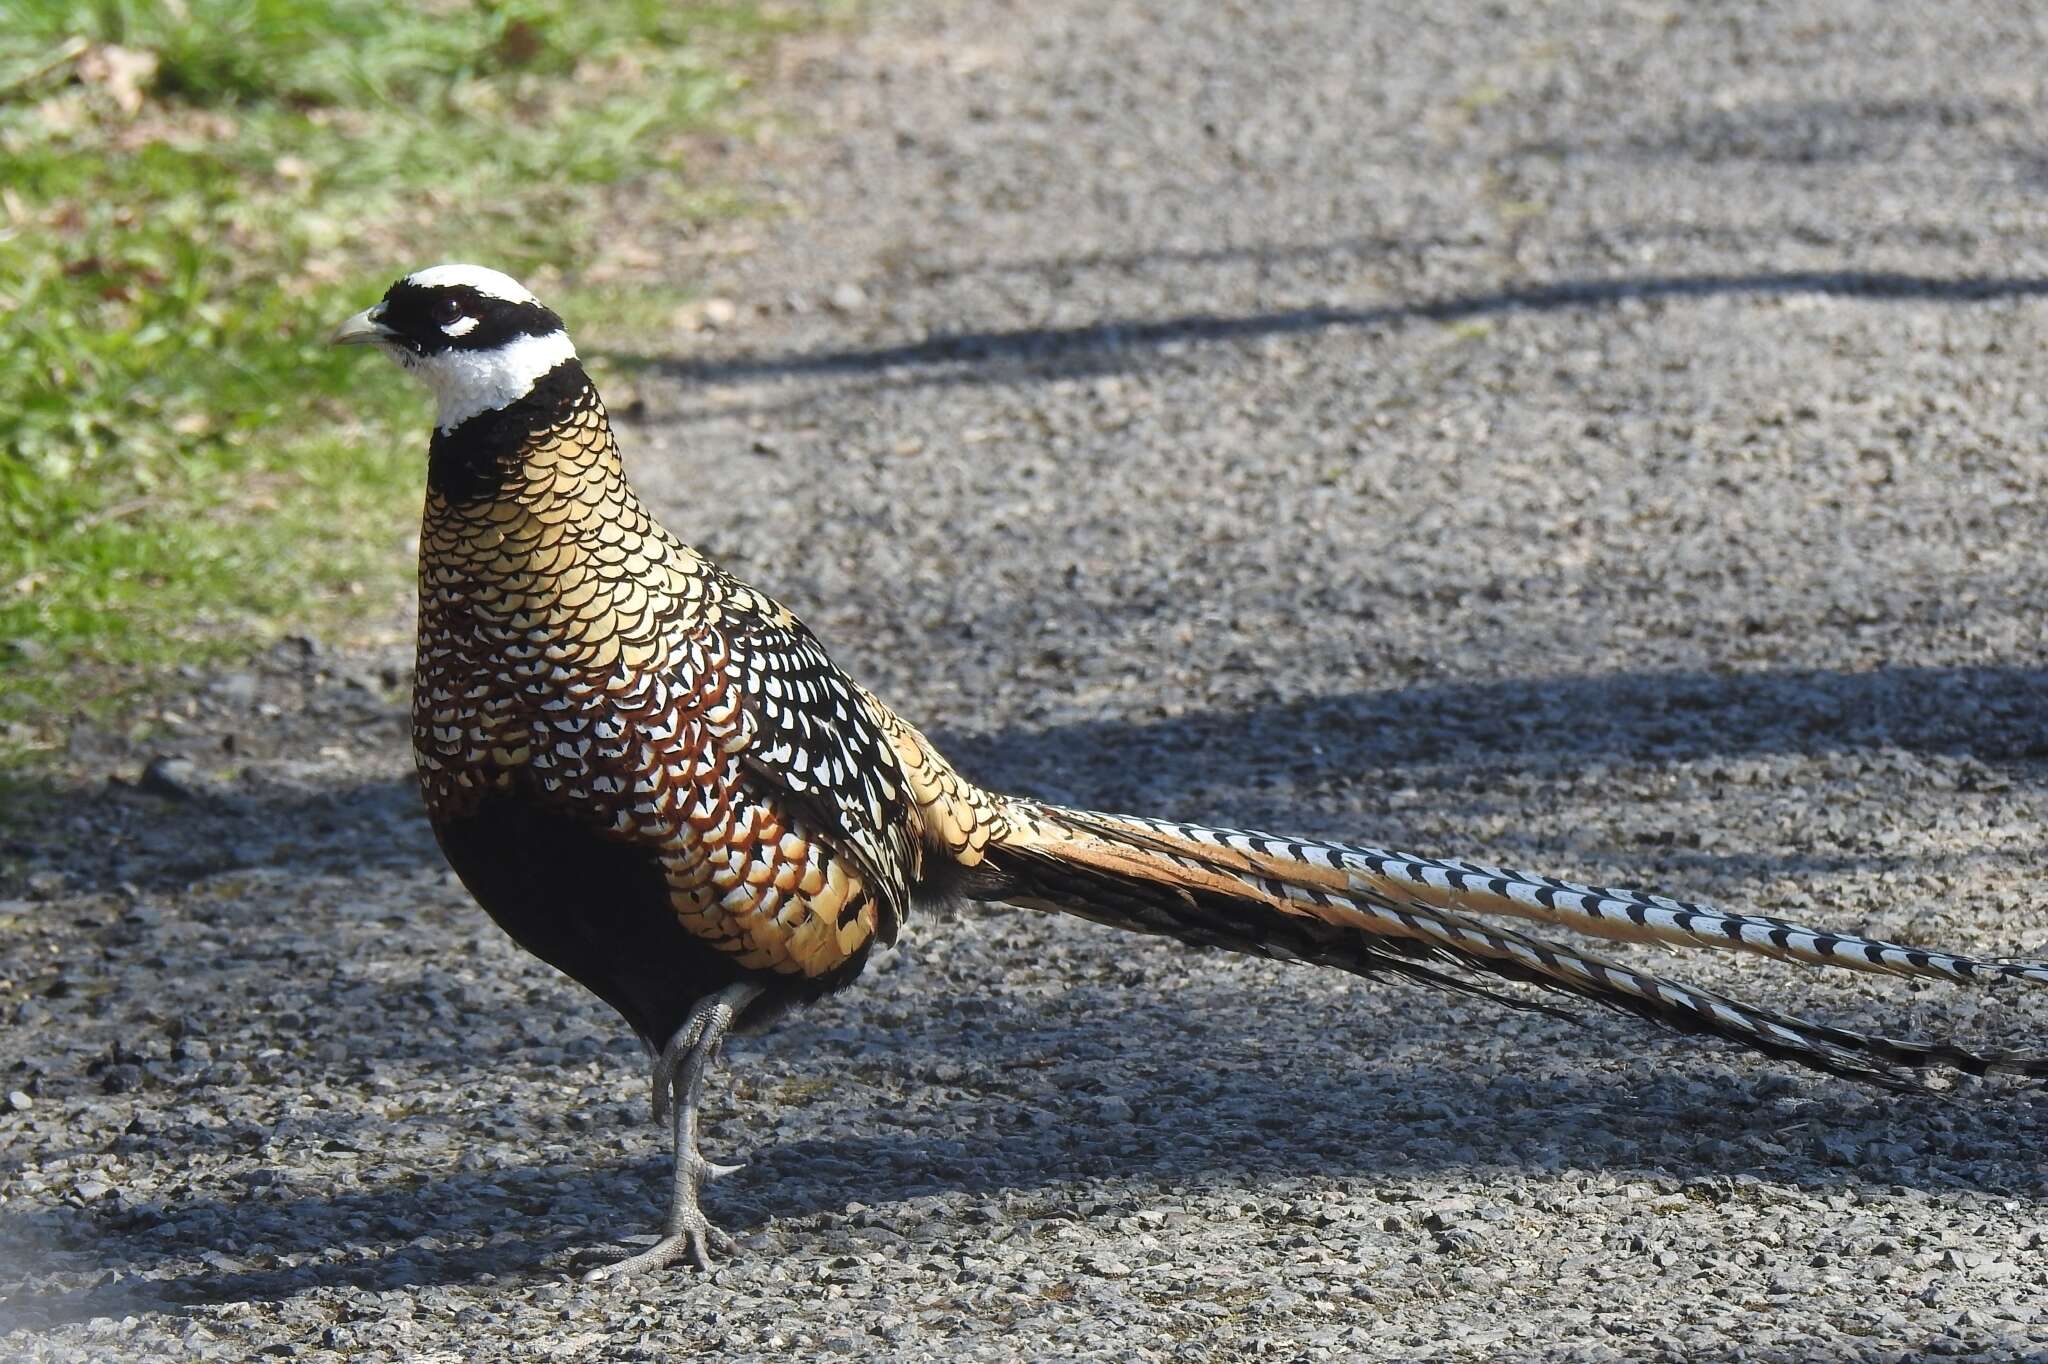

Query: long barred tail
[967,799,2048,1090]
[1082,811,2048,988]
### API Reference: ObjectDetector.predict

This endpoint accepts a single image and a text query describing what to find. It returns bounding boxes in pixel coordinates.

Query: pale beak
[330,306,396,347]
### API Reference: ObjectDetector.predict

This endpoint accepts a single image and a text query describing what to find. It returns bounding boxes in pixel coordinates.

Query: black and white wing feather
[716,584,919,942]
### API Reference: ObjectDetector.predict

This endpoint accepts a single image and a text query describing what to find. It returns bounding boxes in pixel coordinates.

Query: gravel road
[7,2,2048,1360]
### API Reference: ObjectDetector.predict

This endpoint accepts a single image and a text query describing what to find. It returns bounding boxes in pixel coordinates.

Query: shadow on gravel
[613,266,2048,396]
[5,664,2041,904]
[939,663,2048,795]
[4,664,2042,1320]
[853,219,2042,287]
[0,774,430,900]
[4,1034,2044,1321]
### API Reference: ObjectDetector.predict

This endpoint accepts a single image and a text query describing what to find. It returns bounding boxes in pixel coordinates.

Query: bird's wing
[710,585,920,945]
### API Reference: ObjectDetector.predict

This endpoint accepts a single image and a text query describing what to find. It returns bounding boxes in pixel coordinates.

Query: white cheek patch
[416,328,579,431]
[442,315,480,338]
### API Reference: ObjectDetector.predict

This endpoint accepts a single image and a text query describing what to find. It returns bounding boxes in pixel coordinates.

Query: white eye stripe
[442,315,480,337]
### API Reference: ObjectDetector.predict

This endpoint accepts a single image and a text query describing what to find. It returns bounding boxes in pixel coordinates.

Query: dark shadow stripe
[604,268,2048,387]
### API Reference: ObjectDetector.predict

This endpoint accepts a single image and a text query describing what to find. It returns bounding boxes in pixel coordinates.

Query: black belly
[431,788,748,1049]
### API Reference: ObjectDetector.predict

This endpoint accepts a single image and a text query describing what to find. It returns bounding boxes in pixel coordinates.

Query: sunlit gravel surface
[6,2,2048,1359]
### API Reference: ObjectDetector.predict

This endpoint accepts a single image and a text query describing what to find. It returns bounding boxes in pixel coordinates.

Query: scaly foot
[584,1215,737,1280]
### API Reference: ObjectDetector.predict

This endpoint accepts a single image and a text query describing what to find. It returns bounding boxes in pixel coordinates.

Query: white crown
[403,263,540,305]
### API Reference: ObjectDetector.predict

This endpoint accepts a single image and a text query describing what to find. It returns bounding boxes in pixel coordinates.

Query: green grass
[0,0,806,750]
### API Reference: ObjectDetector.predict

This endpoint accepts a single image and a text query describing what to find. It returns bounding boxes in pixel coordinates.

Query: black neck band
[426,360,591,504]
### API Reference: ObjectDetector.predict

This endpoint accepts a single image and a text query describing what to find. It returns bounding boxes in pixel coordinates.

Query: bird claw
[594,987,762,1285]
[683,1152,746,1183]
[583,1214,736,1281]
[581,1150,745,1282]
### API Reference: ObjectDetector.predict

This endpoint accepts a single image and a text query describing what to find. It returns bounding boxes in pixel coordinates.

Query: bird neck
[417,361,690,675]
[424,358,624,508]
[418,359,669,602]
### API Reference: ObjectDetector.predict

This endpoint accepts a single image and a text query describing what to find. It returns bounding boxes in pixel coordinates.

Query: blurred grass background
[0,0,812,752]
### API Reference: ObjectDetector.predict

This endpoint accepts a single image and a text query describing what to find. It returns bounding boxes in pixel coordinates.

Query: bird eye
[431,297,465,326]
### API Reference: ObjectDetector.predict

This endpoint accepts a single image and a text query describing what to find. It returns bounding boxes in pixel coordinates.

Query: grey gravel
[7,1,2048,1360]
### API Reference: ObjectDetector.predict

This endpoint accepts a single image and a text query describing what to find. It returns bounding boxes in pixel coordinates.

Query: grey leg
[588,982,764,1281]
[648,1024,696,1126]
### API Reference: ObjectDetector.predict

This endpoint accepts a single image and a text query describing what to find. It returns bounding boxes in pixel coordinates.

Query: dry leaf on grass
[76,43,160,117]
